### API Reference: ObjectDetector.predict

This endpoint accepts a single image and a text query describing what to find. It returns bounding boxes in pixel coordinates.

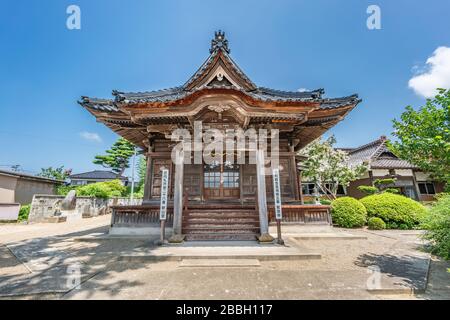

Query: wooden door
[203,161,240,200]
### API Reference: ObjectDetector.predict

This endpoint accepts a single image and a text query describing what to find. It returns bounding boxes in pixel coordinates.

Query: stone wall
[28,195,142,223]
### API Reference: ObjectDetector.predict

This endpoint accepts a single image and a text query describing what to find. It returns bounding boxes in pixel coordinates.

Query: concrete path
[0,218,448,300]
[120,241,321,262]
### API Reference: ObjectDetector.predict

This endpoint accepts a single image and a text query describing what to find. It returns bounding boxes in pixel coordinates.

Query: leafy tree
[299,136,368,200]
[358,178,399,196]
[38,166,72,181]
[421,194,450,259]
[93,138,136,175]
[136,156,147,195]
[390,88,450,190]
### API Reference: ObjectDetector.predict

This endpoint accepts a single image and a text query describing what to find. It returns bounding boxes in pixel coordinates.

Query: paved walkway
[0,218,448,300]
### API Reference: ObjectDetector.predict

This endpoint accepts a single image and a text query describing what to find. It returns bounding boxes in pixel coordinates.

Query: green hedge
[360,193,427,229]
[76,180,126,199]
[331,197,367,228]
[368,217,386,230]
[357,186,378,195]
[421,194,450,259]
[18,204,31,222]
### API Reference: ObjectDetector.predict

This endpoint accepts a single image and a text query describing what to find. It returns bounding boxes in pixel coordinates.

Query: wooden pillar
[411,171,421,201]
[256,149,273,242]
[143,154,153,203]
[298,169,304,205]
[200,163,205,202]
[170,148,185,242]
[239,165,244,205]
[289,144,300,200]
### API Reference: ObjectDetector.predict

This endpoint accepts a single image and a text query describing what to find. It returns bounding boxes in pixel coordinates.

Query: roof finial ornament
[210,30,230,54]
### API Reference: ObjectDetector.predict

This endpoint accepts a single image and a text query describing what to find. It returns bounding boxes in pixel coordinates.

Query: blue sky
[1,0,449,177]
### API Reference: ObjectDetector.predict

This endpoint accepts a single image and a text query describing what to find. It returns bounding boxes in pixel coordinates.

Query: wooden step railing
[110,205,174,227]
[268,204,331,225]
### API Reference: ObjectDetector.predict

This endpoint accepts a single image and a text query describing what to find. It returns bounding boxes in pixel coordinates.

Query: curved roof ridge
[254,87,324,98]
[348,136,385,154]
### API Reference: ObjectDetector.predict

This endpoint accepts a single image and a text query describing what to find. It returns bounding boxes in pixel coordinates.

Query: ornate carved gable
[79,31,362,150]
[184,31,257,91]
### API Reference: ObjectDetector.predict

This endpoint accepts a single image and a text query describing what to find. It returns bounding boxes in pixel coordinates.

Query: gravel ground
[0,218,448,300]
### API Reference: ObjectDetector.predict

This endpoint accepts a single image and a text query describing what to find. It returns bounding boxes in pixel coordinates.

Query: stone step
[183,227,260,234]
[185,223,259,229]
[183,207,260,241]
[184,233,258,241]
[186,205,256,210]
[179,259,261,268]
[184,218,260,225]
[187,208,257,212]
[185,212,258,218]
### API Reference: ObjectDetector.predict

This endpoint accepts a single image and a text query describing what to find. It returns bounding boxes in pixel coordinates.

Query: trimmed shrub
[331,197,367,228]
[56,185,76,196]
[18,204,31,222]
[357,185,378,195]
[383,188,400,194]
[320,199,332,205]
[421,194,450,259]
[368,217,386,230]
[360,193,427,229]
[77,180,126,199]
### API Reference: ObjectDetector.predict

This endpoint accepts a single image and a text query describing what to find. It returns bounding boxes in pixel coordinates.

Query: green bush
[331,197,367,228]
[357,185,379,195]
[77,180,126,199]
[320,199,332,205]
[368,217,386,230]
[383,188,400,194]
[18,204,31,222]
[56,185,76,196]
[360,193,427,229]
[374,178,396,187]
[421,195,450,259]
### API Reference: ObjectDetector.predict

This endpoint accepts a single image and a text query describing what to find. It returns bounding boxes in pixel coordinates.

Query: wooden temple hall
[79,31,361,242]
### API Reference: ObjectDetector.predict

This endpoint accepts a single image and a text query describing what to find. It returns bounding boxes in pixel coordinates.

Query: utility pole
[130,147,137,203]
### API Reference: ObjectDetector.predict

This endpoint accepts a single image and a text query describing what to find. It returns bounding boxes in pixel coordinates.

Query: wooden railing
[111,203,331,228]
[268,204,332,225]
[111,205,174,227]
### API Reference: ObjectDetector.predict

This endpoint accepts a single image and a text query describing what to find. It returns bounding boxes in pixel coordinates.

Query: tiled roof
[346,137,417,169]
[70,170,127,180]
[84,87,359,108]
[0,169,63,184]
[79,97,119,112]
[371,158,416,169]
[80,31,360,109]
[320,95,361,109]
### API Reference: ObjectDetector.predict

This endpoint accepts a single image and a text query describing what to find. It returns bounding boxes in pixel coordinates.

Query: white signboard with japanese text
[272,168,283,220]
[159,169,169,220]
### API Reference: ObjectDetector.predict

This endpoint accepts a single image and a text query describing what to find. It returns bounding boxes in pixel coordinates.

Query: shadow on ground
[355,252,429,290]
[0,224,160,299]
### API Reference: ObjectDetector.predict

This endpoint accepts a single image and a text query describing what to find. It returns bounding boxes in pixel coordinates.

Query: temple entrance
[203,161,240,200]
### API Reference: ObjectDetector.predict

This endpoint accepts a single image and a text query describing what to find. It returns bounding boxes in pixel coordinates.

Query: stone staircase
[182,207,260,241]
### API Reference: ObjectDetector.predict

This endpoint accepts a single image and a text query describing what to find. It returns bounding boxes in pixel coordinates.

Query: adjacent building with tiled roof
[0,169,62,205]
[69,170,128,186]
[345,136,444,201]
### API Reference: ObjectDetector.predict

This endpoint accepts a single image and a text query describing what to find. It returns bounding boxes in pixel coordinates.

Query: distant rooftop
[69,170,128,180]
[345,136,416,170]
[0,169,63,184]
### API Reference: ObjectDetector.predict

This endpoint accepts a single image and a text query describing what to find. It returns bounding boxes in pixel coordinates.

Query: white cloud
[80,131,102,143]
[408,46,450,98]
[298,88,310,92]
